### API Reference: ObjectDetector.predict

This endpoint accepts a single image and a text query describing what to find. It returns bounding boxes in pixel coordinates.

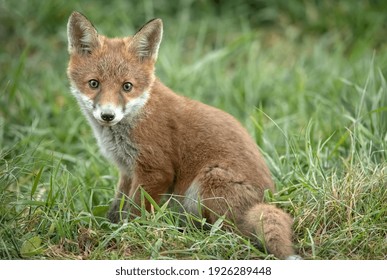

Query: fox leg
[131,167,174,211]
[107,173,132,223]
[108,168,174,223]
[189,165,263,226]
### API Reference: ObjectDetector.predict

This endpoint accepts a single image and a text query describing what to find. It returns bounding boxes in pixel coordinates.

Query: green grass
[0,0,386,260]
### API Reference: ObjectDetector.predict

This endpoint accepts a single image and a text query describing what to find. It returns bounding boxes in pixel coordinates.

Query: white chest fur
[94,123,138,171]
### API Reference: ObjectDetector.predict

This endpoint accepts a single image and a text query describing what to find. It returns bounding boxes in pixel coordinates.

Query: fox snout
[93,104,124,126]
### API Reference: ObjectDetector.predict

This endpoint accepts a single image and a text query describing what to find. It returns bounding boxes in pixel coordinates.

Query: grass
[0,0,386,260]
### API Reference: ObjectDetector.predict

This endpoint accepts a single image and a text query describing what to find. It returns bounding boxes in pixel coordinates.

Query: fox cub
[67,12,300,259]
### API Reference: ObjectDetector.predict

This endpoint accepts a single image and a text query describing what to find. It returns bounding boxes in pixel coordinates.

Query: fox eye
[122,82,133,92]
[88,79,99,89]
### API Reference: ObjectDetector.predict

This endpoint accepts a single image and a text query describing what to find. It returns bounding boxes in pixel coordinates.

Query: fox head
[67,12,163,126]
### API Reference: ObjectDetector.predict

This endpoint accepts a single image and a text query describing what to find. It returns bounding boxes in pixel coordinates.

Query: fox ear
[67,12,99,55]
[130,18,163,61]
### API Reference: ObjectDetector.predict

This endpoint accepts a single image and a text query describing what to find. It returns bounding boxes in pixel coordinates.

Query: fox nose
[101,112,115,122]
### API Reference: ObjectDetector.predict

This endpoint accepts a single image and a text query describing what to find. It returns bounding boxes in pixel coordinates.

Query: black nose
[101,112,115,122]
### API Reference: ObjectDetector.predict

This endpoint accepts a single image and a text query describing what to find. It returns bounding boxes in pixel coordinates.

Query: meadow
[0,0,386,259]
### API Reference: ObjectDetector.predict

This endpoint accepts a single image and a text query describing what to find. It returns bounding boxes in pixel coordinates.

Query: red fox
[67,11,300,259]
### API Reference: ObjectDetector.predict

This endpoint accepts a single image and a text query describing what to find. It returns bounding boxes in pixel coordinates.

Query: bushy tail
[240,203,300,259]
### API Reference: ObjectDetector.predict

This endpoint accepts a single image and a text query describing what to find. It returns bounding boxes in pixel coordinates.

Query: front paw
[107,200,126,223]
